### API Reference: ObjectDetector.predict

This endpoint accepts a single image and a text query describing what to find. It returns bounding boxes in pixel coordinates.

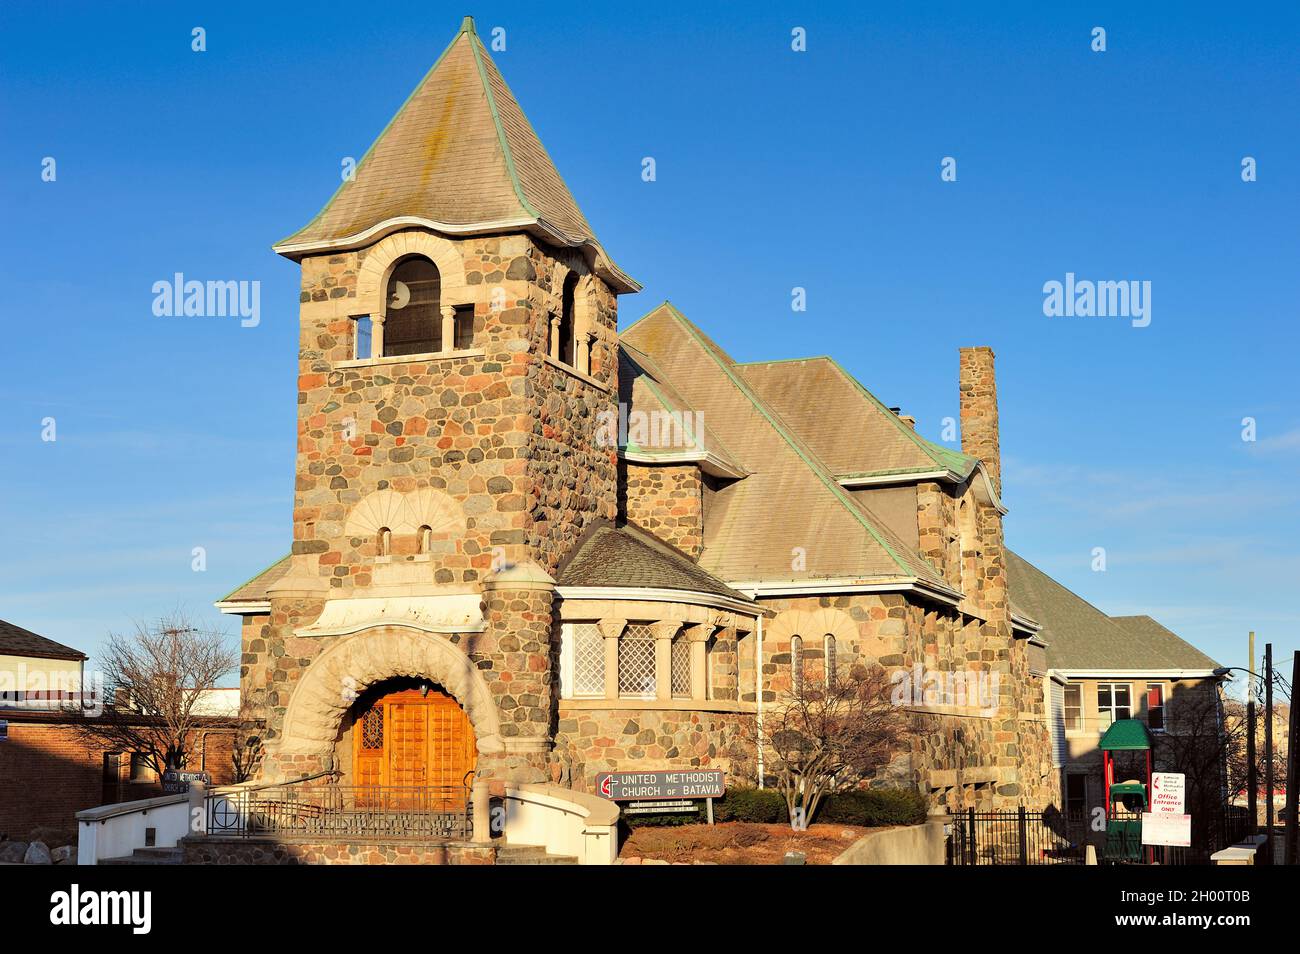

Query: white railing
[502,783,620,865]
[76,786,204,865]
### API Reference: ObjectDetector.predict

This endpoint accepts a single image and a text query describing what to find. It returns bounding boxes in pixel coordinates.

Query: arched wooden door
[353,687,476,796]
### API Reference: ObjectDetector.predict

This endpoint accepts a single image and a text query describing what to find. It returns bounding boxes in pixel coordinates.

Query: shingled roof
[1005,550,1219,671]
[620,303,955,592]
[0,618,86,661]
[216,555,291,606]
[739,357,976,481]
[555,521,758,605]
[274,17,636,293]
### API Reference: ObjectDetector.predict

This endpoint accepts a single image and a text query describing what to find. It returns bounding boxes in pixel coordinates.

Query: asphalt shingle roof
[274,18,635,292]
[555,521,757,604]
[620,303,951,588]
[739,357,976,480]
[0,619,86,661]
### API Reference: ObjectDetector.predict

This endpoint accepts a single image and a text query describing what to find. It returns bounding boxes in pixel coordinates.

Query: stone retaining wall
[181,836,495,865]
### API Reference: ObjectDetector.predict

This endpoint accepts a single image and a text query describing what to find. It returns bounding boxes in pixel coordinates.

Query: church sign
[161,770,211,793]
[596,770,725,801]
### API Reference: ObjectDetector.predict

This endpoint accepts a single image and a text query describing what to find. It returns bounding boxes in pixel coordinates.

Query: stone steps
[100,847,184,865]
[495,845,579,865]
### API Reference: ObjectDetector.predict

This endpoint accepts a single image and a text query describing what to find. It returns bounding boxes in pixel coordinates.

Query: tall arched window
[555,272,577,366]
[418,525,432,554]
[825,634,836,686]
[790,635,803,696]
[384,256,441,356]
[377,527,392,557]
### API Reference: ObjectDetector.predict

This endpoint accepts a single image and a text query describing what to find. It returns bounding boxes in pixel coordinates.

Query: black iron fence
[948,807,1088,865]
[947,803,1253,866]
[205,783,473,841]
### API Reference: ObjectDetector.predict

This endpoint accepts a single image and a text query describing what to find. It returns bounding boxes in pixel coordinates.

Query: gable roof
[0,619,86,661]
[216,555,291,607]
[621,303,955,593]
[618,342,746,476]
[556,521,757,605]
[274,17,636,293]
[1111,615,1220,671]
[1005,550,1219,672]
[738,357,977,481]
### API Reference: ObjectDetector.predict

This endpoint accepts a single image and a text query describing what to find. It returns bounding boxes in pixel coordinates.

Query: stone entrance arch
[276,625,504,758]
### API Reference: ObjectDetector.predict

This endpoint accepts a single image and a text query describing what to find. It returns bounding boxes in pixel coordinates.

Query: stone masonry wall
[618,462,704,559]
[182,837,495,865]
[254,229,620,783]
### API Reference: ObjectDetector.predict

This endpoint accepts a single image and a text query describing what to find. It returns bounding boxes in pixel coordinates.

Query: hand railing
[205,782,473,840]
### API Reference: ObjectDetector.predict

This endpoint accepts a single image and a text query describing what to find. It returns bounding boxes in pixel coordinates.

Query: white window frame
[1063,682,1084,733]
[1096,682,1133,729]
[617,623,657,700]
[560,623,605,700]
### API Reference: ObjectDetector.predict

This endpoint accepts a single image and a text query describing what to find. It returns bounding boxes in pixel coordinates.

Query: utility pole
[1247,632,1257,836]
[1264,643,1275,864]
[1284,651,1299,866]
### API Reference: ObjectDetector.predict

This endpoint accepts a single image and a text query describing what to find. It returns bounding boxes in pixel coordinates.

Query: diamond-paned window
[670,636,690,698]
[360,705,384,750]
[618,624,657,698]
[572,623,605,697]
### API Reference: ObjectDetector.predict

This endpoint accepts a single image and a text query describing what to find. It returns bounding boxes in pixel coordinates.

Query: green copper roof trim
[272,26,468,250]
[620,348,742,466]
[467,26,542,222]
[662,303,938,584]
[822,356,978,479]
[217,553,290,603]
[839,465,958,479]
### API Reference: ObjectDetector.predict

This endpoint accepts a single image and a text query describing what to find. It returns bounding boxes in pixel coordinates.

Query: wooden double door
[353,686,476,794]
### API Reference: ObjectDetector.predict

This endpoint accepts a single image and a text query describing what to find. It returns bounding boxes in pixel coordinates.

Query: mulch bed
[619,821,887,865]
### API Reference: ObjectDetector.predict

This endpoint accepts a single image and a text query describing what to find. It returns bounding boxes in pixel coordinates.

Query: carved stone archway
[276,625,504,758]
[355,229,470,316]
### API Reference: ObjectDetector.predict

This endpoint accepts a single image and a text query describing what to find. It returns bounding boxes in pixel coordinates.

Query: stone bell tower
[248,17,639,784]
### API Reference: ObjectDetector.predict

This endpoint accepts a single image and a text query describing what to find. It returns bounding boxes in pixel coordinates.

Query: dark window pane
[384,257,440,356]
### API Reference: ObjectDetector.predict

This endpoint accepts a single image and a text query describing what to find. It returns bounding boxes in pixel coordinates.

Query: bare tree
[75,614,240,775]
[737,663,908,828]
[230,707,265,783]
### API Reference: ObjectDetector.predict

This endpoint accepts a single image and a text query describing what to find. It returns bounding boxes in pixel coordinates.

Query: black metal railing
[948,807,1088,865]
[947,803,1254,866]
[205,782,473,841]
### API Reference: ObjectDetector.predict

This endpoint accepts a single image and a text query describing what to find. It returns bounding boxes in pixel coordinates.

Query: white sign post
[1150,772,1186,815]
[1141,812,1191,847]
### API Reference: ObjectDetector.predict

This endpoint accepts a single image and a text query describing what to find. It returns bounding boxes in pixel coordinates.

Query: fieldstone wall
[553,706,746,794]
[618,462,704,558]
[182,836,495,865]
[251,227,622,784]
[291,231,616,588]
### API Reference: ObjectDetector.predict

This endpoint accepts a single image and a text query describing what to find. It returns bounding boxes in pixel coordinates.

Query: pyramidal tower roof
[274,17,637,292]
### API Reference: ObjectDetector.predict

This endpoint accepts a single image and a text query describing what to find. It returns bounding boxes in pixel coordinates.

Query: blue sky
[1,1,1296,689]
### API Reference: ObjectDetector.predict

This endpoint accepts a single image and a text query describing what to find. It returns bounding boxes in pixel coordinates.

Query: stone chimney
[959,347,1000,495]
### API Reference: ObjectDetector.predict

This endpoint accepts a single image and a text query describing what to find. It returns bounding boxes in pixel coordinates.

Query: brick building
[0,618,238,841]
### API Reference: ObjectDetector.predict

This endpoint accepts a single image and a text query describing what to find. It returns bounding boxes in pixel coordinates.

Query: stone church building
[217,17,1059,813]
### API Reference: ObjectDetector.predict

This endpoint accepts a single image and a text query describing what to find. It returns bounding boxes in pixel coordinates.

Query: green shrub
[713,787,787,824]
[622,809,700,829]
[817,788,927,827]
